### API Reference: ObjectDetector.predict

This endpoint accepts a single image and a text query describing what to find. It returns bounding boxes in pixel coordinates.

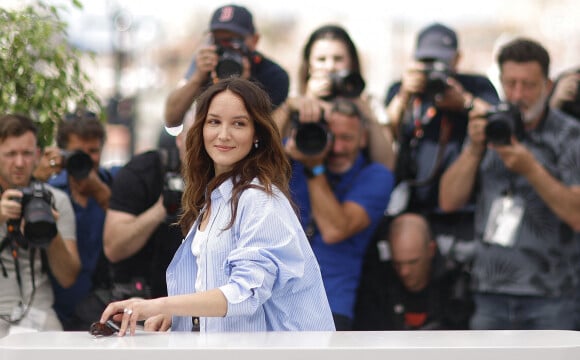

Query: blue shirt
[290,154,394,319]
[167,178,335,332]
[48,167,116,323]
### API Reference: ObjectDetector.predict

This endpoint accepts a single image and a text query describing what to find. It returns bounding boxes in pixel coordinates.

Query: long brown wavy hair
[178,78,293,234]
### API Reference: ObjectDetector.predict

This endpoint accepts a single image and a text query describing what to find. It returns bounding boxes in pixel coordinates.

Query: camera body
[160,147,184,223]
[290,111,333,156]
[324,70,366,100]
[215,38,250,79]
[8,181,57,248]
[420,60,451,100]
[484,102,524,145]
[163,172,184,223]
[61,149,94,179]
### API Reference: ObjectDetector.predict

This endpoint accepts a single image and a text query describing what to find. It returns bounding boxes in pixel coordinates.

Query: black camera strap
[398,97,452,187]
[0,231,38,324]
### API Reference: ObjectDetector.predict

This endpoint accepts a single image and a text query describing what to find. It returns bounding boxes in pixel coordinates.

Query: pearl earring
[254,140,259,149]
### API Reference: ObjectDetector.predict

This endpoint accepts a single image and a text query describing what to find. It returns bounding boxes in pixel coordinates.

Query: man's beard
[521,88,548,124]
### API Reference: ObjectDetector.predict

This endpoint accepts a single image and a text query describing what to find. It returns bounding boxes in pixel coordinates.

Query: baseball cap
[209,4,255,36]
[414,23,458,62]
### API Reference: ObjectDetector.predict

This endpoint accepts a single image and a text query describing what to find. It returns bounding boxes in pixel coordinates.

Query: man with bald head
[388,214,436,293]
[353,213,473,330]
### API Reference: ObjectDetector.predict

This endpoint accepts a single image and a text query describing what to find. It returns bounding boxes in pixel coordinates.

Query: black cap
[209,4,255,36]
[414,23,458,61]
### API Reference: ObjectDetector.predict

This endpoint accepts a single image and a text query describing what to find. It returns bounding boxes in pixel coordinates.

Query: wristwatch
[304,164,325,179]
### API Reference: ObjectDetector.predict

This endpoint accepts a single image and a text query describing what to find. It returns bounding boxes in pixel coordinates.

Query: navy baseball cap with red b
[210,4,255,36]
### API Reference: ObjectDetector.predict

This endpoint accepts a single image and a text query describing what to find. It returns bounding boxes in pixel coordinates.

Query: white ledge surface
[1,330,580,360]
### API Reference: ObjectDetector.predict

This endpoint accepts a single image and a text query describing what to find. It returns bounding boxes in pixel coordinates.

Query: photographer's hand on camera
[386,62,426,134]
[401,61,429,96]
[287,97,328,124]
[465,116,488,158]
[33,146,63,182]
[306,69,335,99]
[0,189,24,226]
[432,76,468,111]
[490,137,538,177]
[549,71,580,109]
[193,44,219,83]
[68,168,111,210]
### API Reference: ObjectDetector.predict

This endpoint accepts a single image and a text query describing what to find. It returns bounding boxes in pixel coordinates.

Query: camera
[484,102,524,146]
[7,181,57,248]
[160,147,184,223]
[322,70,366,100]
[290,111,333,156]
[421,60,451,100]
[61,150,94,179]
[214,38,250,79]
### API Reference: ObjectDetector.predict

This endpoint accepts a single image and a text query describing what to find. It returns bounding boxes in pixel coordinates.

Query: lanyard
[407,98,453,187]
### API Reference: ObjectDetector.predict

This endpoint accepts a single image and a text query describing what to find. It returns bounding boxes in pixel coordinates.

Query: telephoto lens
[63,150,94,179]
[290,111,332,156]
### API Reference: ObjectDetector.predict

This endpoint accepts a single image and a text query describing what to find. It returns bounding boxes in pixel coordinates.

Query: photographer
[440,38,580,330]
[275,25,395,170]
[549,66,580,121]
[384,22,499,256]
[100,118,193,323]
[285,98,394,330]
[33,111,118,330]
[354,213,473,330]
[0,114,80,337]
[164,4,289,128]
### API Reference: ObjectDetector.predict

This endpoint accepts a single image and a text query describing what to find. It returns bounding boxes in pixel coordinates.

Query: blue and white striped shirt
[166,178,335,332]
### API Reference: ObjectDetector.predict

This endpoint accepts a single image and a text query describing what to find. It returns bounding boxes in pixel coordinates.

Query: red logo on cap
[219,6,234,22]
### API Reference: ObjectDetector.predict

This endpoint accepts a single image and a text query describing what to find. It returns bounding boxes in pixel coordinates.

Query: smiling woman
[98,78,335,335]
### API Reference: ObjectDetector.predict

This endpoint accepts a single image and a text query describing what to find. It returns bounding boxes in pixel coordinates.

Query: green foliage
[0,0,102,147]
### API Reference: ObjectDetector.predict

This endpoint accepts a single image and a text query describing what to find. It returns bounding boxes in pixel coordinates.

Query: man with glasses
[164,4,289,128]
[440,38,580,330]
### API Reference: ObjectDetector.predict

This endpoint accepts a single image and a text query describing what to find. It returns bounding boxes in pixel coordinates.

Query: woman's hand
[144,314,172,332]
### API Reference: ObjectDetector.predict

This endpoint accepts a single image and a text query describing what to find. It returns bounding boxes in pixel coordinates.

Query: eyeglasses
[89,320,120,337]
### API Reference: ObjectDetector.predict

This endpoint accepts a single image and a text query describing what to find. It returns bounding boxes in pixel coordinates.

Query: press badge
[385,180,410,216]
[483,195,524,247]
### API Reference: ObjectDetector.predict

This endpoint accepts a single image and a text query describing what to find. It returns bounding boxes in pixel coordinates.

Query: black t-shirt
[385,73,500,213]
[184,51,289,109]
[108,150,183,298]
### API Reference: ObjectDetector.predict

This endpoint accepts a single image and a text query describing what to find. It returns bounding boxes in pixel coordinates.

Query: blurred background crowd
[4,0,578,165]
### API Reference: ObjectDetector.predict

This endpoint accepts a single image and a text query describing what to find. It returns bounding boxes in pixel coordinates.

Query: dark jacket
[353,238,473,330]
